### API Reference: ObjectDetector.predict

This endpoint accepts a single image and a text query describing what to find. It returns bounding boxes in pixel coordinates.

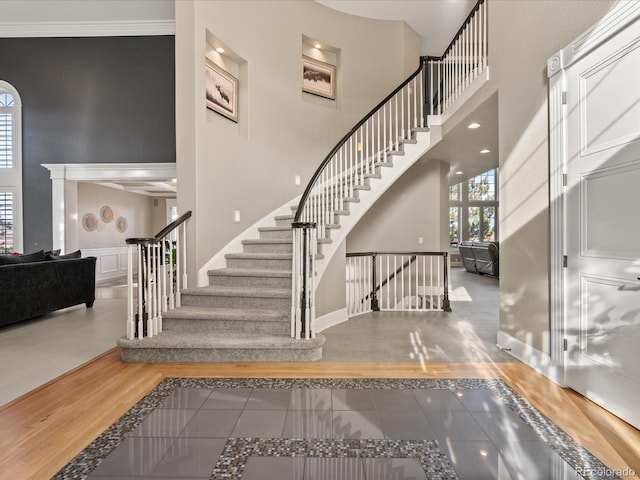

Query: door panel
[565,20,640,429]
[580,38,640,155]
[581,162,640,259]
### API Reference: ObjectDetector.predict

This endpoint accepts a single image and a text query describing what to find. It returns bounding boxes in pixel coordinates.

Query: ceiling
[91,180,176,198]
[424,92,498,183]
[317,0,498,183]
[315,0,476,56]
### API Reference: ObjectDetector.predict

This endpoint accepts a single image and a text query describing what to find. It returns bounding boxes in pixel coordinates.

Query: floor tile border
[215,438,455,479]
[53,377,619,480]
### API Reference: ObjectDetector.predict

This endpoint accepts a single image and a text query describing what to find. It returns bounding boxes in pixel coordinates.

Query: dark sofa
[0,252,96,328]
[458,241,499,277]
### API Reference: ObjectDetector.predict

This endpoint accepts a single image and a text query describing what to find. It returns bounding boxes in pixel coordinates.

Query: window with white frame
[0,81,22,254]
[449,168,498,246]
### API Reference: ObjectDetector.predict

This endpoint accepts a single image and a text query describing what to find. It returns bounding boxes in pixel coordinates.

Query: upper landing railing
[291,0,488,340]
[426,0,488,116]
[125,211,192,340]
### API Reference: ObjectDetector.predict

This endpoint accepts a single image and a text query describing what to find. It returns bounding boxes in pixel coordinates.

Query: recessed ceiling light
[480,149,491,154]
[479,449,489,457]
[455,171,464,175]
[468,122,481,129]
[314,43,322,49]
[456,392,464,397]
[216,47,225,53]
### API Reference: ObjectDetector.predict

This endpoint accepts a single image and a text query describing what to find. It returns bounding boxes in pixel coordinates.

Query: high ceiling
[315,0,476,56]
[317,0,498,182]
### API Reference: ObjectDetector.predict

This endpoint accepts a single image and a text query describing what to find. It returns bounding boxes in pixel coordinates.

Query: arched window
[0,81,22,254]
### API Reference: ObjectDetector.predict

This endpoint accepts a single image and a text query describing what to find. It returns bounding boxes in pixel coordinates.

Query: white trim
[314,308,348,333]
[82,246,130,283]
[42,163,176,253]
[497,331,564,386]
[0,20,174,38]
[427,67,490,126]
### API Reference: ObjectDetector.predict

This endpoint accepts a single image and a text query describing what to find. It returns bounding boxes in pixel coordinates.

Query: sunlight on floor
[449,286,473,301]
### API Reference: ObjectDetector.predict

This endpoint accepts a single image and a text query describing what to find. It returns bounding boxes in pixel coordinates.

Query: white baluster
[146,243,153,337]
[127,243,134,339]
[175,230,182,308]
[137,244,144,338]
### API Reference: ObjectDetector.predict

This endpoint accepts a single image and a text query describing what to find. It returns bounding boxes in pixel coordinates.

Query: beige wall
[347,159,449,253]
[77,183,156,249]
[176,0,421,285]
[441,0,614,352]
[315,240,347,317]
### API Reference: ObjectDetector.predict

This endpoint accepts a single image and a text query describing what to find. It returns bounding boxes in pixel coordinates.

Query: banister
[126,210,192,245]
[426,0,485,62]
[293,58,427,224]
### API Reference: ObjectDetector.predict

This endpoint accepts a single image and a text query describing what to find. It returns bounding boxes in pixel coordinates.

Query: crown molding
[0,19,174,38]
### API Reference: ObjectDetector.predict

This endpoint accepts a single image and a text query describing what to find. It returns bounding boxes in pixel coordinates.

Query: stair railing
[125,211,192,340]
[292,58,427,339]
[347,251,451,316]
[291,0,486,339]
[426,0,488,115]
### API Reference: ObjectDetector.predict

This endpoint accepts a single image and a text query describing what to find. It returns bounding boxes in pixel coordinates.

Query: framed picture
[205,58,238,122]
[302,55,336,100]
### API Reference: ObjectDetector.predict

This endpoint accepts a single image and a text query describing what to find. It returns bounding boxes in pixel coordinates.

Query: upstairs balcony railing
[125,211,192,340]
[347,251,451,317]
[290,0,487,340]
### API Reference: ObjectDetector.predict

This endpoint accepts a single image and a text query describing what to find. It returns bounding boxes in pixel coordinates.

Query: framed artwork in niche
[205,58,238,122]
[302,55,336,100]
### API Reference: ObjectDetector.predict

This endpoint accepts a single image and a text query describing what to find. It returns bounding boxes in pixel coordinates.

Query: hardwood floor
[0,348,638,479]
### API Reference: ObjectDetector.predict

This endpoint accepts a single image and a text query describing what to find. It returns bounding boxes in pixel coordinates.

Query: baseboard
[315,308,348,333]
[496,330,565,386]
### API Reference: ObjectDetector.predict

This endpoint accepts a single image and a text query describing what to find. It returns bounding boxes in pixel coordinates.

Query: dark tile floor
[55,378,619,480]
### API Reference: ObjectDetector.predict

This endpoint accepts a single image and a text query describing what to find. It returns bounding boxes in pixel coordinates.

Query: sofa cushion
[46,250,82,260]
[0,250,46,265]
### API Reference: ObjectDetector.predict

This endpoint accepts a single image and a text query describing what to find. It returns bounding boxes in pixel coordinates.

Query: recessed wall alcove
[302,34,341,109]
[205,30,248,138]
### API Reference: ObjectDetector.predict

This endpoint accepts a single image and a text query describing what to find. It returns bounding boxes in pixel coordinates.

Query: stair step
[274,214,294,227]
[258,226,293,239]
[400,137,418,144]
[118,331,325,362]
[242,238,293,254]
[163,306,290,335]
[208,268,291,288]
[387,150,405,156]
[412,127,430,132]
[182,285,290,309]
[225,252,292,269]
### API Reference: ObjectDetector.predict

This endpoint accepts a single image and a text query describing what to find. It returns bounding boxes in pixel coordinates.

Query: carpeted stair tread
[182,285,290,298]
[163,305,288,321]
[241,238,293,245]
[225,252,292,259]
[118,331,325,350]
[208,268,291,278]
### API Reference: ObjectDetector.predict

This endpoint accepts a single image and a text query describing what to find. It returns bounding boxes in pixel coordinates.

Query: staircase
[118,0,489,362]
[118,126,434,362]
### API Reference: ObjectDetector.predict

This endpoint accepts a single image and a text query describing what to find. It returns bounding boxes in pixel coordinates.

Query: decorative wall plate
[100,205,114,223]
[82,213,98,232]
[116,216,128,233]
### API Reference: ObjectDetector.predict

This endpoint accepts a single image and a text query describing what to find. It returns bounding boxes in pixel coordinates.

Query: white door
[565,20,640,429]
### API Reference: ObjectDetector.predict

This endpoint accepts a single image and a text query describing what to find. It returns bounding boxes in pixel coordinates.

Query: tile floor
[56,378,617,480]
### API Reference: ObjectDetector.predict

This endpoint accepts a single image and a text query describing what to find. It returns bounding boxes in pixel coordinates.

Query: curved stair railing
[291,0,487,340]
[126,211,192,340]
[291,58,427,339]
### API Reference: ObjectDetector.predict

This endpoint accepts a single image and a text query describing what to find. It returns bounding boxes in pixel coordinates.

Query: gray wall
[0,35,175,252]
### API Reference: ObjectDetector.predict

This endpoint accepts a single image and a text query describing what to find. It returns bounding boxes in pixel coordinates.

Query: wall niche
[205,30,248,137]
[301,34,341,109]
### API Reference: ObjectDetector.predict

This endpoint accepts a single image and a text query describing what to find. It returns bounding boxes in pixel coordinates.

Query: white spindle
[137,244,143,338]
[127,244,134,339]
[146,244,153,337]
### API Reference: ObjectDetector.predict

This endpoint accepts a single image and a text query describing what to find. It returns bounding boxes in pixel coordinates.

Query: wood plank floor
[0,348,638,479]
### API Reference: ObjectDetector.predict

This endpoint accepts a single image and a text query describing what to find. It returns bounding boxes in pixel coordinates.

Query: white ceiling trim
[0,19,174,38]
[42,163,177,181]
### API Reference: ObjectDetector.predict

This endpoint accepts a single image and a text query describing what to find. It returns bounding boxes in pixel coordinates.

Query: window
[0,81,22,253]
[0,192,13,253]
[449,169,498,245]
[0,92,15,169]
